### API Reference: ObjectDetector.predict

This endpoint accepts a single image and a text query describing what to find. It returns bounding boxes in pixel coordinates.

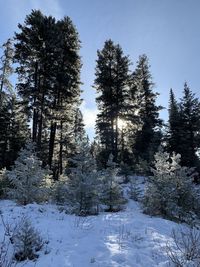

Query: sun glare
[118,118,127,130]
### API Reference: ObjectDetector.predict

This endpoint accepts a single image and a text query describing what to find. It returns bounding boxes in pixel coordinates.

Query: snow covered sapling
[12,217,43,261]
[101,154,126,212]
[52,175,69,205]
[67,139,100,215]
[7,142,51,205]
[143,149,199,221]
[129,176,141,201]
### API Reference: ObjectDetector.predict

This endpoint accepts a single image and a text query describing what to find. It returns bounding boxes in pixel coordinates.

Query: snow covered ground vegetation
[1,168,200,266]
[1,199,199,267]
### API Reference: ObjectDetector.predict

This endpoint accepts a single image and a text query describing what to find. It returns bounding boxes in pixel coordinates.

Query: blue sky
[0,0,200,139]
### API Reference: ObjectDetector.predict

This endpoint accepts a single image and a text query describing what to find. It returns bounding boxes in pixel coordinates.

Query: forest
[1,10,200,267]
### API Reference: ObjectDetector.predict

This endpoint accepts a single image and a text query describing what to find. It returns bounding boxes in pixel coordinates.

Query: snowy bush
[12,217,44,261]
[7,142,52,205]
[166,227,200,266]
[143,150,200,222]
[100,154,126,212]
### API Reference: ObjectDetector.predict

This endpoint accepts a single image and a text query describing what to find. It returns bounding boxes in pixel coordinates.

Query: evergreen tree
[94,40,131,164]
[0,39,14,168]
[144,149,200,222]
[179,83,200,169]
[0,98,10,168]
[13,217,44,261]
[100,154,126,211]
[0,94,29,169]
[0,38,14,102]
[167,88,182,155]
[7,142,51,205]
[14,11,82,178]
[7,95,29,166]
[132,55,162,166]
[66,139,99,215]
[74,108,85,142]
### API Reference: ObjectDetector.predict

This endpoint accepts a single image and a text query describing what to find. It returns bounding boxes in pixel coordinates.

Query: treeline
[0,10,200,180]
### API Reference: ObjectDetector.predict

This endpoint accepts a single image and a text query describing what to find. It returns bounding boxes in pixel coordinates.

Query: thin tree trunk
[32,62,39,142]
[48,121,57,168]
[37,90,45,150]
[59,120,63,175]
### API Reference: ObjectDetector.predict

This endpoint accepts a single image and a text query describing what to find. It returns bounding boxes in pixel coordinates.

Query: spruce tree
[100,154,126,211]
[132,55,162,166]
[167,88,182,155]
[0,38,14,102]
[144,149,200,222]
[7,142,51,205]
[66,139,99,215]
[7,95,29,166]
[179,83,200,169]
[14,11,82,178]
[94,40,131,165]
[0,39,14,168]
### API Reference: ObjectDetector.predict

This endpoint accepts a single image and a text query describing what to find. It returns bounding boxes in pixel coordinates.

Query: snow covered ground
[0,198,185,267]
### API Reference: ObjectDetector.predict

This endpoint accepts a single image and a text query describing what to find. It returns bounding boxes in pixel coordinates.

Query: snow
[0,198,184,267]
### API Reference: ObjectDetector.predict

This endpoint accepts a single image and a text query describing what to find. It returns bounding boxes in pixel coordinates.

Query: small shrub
[0,234,14,267]
[166,227,200,266]
[12,217,43,261]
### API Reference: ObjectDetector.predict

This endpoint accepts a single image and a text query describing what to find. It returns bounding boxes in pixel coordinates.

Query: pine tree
[0,39,14,168]
[0,38,14,103]
[132,55,162,166]
[0,99,10,168]
[100,154,126,211]
[94,40,131,165]
[167,89,182,155]
[14,11,82,178]
[0,93,29,169]
[143,149,200,222]
[13,217,43,261]
[7,95,30,166]
[7,142,51,205]
[66,139,99,215]
[179,83,200,169]
[74,108,85,142]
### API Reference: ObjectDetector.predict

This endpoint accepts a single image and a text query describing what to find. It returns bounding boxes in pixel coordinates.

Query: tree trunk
[32,62,39,142]
[48,121,57,168]
[59,120,63,175]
